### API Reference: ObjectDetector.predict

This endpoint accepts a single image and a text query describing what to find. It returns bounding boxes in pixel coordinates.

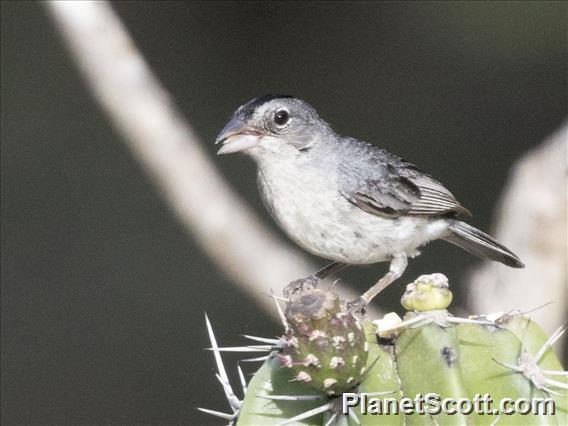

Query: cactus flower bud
[401,273,452,311]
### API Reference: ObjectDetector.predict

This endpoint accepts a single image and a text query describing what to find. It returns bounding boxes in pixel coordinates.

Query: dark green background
[2,1,566,424]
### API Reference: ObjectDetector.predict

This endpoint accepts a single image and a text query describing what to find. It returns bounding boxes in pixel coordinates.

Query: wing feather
[337,141,469,218]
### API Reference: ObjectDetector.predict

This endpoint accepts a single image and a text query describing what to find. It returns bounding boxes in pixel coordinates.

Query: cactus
[278,286,369,396]
[201,274,567,425]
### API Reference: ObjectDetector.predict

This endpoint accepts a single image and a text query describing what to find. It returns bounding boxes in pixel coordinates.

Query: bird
[215,95,524,307]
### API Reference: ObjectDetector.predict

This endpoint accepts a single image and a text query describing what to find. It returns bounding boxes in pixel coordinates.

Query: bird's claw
[346,297,367,316]
[283,275,319,299]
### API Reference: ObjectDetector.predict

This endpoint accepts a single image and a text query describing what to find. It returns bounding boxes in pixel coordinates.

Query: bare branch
[45,1,374,317]
[468,124,567,354]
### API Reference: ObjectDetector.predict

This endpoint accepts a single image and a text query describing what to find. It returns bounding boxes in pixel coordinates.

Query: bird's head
[215,95,332,159]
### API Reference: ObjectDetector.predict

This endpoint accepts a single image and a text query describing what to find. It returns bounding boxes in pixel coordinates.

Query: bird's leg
[348,253,408,314]
[283,262,348,299]
[362,253,408,303]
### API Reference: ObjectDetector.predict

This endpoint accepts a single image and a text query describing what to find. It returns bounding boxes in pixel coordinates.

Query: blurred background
[1,1,566,424]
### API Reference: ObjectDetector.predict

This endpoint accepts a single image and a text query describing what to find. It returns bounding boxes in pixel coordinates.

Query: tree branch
[468,124,567,353]
[45,1,375,318]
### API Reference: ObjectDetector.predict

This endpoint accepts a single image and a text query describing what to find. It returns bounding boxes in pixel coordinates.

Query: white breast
[257,156,448,264]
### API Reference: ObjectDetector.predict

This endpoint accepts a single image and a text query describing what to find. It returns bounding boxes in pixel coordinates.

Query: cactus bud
[279,288,368,395]
[401,273,452,311]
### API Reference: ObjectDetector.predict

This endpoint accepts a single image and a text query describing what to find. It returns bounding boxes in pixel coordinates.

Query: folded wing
[338,142,469,218]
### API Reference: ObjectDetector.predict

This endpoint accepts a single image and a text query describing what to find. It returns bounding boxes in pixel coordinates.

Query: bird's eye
[273,110,289,126]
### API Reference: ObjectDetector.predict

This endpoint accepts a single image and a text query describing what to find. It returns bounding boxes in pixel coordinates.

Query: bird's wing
[338,143,469,218]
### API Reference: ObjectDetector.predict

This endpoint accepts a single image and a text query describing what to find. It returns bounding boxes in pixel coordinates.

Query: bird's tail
[443,220,524,268]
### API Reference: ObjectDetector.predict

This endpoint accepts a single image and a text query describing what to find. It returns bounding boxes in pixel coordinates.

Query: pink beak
[215,118,263,155]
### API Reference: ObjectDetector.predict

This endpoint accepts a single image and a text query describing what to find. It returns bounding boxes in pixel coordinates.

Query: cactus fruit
[202,274,567,425]
[278,285,369,396]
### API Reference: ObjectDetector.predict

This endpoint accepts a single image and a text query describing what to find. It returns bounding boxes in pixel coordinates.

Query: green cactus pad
[220,276,566,426]
[456,321,565,425]
[238,357,324,426]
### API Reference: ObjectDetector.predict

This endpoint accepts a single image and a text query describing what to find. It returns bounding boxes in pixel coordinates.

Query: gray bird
[215,95,524,307]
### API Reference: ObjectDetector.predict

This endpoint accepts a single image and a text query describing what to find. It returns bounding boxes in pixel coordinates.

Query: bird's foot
[346,297,367,316]
[283,275,319,299]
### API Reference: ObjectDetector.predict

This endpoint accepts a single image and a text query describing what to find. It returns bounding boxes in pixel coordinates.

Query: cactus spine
[203,274,567,425]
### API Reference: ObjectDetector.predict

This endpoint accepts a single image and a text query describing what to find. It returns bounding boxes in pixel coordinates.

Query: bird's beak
[215,118,262,155]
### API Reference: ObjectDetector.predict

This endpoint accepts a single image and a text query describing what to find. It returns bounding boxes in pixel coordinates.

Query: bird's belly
[258,171,448,264]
